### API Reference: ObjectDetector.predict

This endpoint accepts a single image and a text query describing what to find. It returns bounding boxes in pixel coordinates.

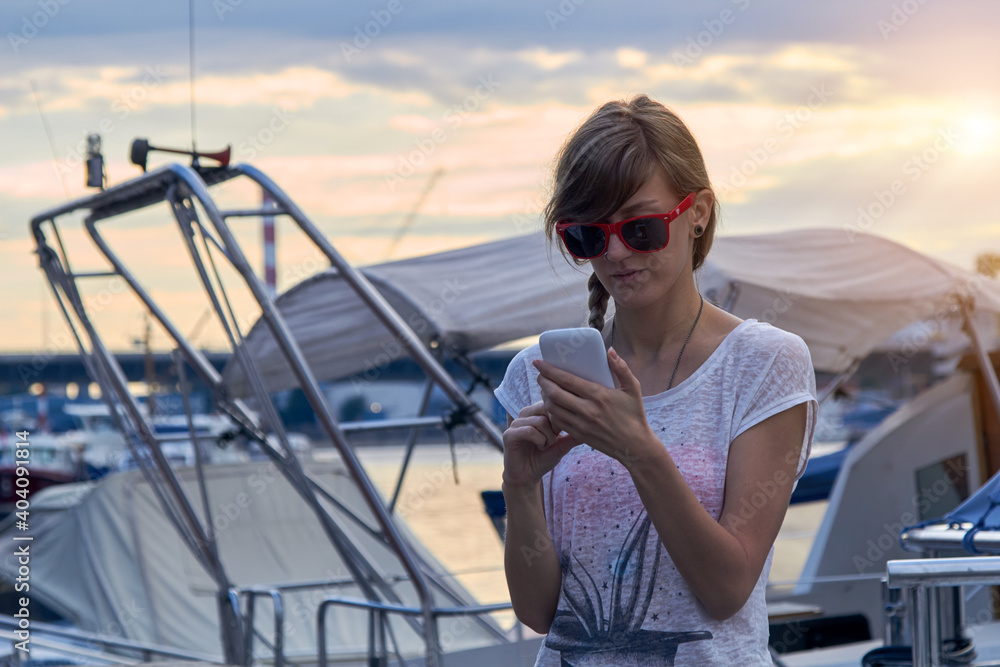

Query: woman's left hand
[533,348,657,468]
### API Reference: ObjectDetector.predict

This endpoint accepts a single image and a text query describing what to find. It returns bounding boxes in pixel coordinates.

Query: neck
[611,276,705,358]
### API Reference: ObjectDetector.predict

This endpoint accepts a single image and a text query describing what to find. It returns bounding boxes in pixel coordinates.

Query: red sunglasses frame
[555,192,697,259]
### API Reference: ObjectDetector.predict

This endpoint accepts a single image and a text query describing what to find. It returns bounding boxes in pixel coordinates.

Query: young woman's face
[590,166,705,310]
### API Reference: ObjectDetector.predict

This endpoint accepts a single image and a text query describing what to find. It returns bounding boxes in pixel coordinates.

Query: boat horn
[129,138,231,172]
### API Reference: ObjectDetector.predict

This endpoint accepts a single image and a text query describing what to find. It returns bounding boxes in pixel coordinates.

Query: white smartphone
[538,327,615,389]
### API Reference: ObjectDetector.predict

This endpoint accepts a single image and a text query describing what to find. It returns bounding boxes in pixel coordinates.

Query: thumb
[608,347,641,395]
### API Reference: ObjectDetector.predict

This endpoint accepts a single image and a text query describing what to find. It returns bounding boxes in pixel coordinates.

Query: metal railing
[240,578,368,667]
[0,615,224,664]
[902,523,1000,554]
[886,557,1000,667]
[316,597,516,667]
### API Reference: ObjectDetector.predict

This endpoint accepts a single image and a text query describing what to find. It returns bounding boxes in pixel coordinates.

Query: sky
[1,0,998,353]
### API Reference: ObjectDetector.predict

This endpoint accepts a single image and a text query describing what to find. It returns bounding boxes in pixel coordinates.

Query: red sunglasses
[555,192,697,259]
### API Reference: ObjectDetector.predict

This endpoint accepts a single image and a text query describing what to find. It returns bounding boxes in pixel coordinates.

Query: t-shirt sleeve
[494,346,538,420]
[734,330,818,479]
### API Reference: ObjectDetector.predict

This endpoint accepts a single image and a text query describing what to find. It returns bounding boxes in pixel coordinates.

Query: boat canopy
[222,229,1000,397]
[0,460,500,661]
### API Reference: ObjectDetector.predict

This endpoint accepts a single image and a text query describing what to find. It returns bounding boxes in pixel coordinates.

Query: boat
[0,429,83,516]
[15,136,1000,666]
[17,142,549,667]
[61,401,261,472]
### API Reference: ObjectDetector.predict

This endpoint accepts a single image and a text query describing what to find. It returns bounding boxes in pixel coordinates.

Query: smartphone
[538,327,615,389]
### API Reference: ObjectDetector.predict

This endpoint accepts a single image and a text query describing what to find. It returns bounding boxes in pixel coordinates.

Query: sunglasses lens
[562,225,607,258]
[622,218,668,252]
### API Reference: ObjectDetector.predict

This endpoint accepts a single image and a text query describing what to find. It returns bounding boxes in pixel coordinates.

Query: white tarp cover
[222,234,593,396]
[0,461,501,661]
[698,230,1000,373]
[222,229,1000,395]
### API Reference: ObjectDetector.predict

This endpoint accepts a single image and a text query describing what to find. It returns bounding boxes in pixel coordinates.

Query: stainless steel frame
[0,615,224,664]
[887,557,1000,667]
[317,597,515,667]
[30,163,515,666]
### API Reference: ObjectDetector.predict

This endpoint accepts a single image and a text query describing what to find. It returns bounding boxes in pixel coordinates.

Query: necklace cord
[610,294,705,391]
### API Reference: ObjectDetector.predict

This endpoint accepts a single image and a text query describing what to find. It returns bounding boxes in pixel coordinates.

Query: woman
[494,95,817,666]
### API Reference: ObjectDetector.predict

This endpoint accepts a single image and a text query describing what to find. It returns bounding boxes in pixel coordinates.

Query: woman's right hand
[502,401,581,489]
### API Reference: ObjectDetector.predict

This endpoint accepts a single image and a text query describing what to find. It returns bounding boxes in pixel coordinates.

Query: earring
[694,224,704,238]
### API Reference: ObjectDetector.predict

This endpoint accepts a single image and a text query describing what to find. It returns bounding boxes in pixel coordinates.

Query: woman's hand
[533,348,658,469]
[502,401,581,488]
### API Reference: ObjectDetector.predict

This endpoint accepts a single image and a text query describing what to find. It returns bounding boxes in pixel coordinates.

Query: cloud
[1,64,432,119]
[516,47,583,71]
[4,0,1000,354]
[0,160,67,199]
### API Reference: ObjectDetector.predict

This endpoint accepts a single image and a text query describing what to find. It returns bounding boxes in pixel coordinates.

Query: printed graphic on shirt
[544,511,712,665]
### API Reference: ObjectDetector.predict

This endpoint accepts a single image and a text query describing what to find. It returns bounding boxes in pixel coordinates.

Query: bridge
[0,349,516,397]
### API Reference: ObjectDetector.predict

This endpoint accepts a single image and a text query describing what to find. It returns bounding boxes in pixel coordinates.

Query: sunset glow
[1,1,998,351]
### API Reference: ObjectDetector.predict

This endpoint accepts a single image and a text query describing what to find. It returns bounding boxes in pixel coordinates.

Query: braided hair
[587,273,611,333]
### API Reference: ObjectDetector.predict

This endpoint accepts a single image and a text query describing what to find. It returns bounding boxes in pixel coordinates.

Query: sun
[955,111,1000,156]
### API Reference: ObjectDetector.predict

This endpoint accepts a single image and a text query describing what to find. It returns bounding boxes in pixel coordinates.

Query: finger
[533,359,600,399]
[516,414,560,442]
[539,398,584,438]
[537,374,589,415]
[608,347,641,395]
[503,423,549,449]
[517,401,548,419]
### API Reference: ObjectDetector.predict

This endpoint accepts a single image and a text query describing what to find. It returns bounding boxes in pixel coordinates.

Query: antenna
[382,168,445,260]
[29,80,70,198]
[189,0,198,161]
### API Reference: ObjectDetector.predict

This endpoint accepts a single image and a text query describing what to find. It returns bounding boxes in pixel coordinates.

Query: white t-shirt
[494,319,817,667]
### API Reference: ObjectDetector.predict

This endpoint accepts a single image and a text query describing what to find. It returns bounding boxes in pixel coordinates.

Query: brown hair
[543,94,718,331]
